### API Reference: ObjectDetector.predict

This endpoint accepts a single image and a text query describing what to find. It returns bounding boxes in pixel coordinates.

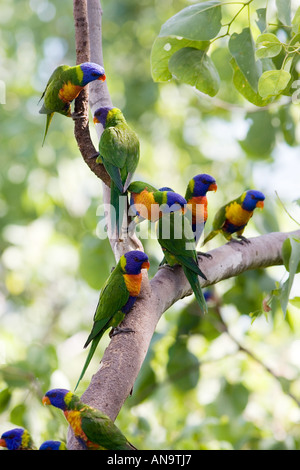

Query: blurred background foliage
[0,0,300,450]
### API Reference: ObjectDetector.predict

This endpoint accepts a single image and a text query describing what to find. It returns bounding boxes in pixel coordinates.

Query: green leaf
[10,403,26,427]
[256,8,267,33]
[292,7,300,33]
[151,36,210,82]
[278,105,296,146]
[79,235,114,290]
[167,339,200,391]
[258,70,291,99]
[256,33,282,59]
[0,388,11,413]
[289,296,300,308]
[239,110,276,158]
[168,47,220,96]
[230,58,273,107]
[229,28,261,92]
[280,236,300,315]
[276,0,291,26]
[158,1,222,41]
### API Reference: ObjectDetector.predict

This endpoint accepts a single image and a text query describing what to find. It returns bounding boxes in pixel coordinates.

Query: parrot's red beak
[98,74,106,82]
[93,116,100,124]
[42,396,51,406]
[208,182,217,192]
[256,200,264,209]
[141,261,150,270]
[0,439,7,448]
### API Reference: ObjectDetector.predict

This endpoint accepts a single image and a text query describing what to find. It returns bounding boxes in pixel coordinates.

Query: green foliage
[151,0,300,107]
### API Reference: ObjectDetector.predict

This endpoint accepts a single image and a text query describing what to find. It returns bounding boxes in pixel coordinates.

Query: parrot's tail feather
[182,266,208,315]
[74,336,101,391]
[110,181,128,237]
[42,113,54,147]
[203,230,218,246]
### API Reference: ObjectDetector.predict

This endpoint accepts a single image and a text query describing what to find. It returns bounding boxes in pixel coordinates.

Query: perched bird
[185,174,217,246]
[203,190,265,245]
[93,106,140,235]
[39,62,106,145]
[39,440,67,450]
[128,180,157,220]
[129,185,187,223]
[42,389,137,450]
[0,428,35,450]
[75,250,150,389]
[156,193,208,314]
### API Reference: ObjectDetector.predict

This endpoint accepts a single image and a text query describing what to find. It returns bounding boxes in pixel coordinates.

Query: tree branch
[68,228,299,449]
[72,0,111,186]
[69,0,299,451]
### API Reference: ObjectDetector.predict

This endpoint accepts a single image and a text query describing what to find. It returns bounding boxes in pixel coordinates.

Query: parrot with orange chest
[42,389,137,450]
[75,250,150,390]
[185,174,217,248]
[39,62,106,145]
[203,190,265,245]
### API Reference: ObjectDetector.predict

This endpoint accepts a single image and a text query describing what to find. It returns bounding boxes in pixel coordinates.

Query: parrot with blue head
[39,440,67,450]
[39,62,106,145]
[203,190,265,245]
[75,250,150,389]
[0,428,35,450]
[42,389,137,450]
[93,106,140,236]
[185,174,217,246]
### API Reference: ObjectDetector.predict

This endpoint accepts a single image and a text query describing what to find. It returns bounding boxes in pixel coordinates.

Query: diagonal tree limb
[68,228,299,449]
[68,0,300,451]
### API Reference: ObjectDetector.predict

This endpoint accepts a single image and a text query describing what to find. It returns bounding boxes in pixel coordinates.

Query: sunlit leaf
[258,70,291,99]
[158,1,222,41]
[229,28,261,92]
[168,47,220,96]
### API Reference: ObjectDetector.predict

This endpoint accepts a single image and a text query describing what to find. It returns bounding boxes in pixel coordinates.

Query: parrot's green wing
[157,212,206,278]
[203,203,227,244]
[128,181,157,194]
[85,266,129,346]
[157,211,207,314]
[75,266,130,390]
[39,65,71,112]
[81,407,137,450]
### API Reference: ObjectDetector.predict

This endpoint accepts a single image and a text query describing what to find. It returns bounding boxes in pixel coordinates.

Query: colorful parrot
[75,250,150,390]
[156,200,208,315]
[0,428,36,450]
[39,440,67,450]
[39,62,106,145]
[93,106,140,235]
[128,180,157,220]
[203,190,265,245]
[128,184,188,223]
[42,389,137,450]
[185,174,217,259]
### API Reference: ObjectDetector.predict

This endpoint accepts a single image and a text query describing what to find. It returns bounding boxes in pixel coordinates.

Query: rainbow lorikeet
[156,200,208,315]
[203,190,265,245]
[185,174,217,246]
[42,389,137,450]
[75,250,150,390]
[39,62,106,145]
[39,440,67,450]
[0,428,36,450]
[93,106,140,235]
[128,184,188,223]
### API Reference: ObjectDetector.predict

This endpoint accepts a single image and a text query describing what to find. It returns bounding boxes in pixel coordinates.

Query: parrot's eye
[134,257,140,262]
[91,72,99,77]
